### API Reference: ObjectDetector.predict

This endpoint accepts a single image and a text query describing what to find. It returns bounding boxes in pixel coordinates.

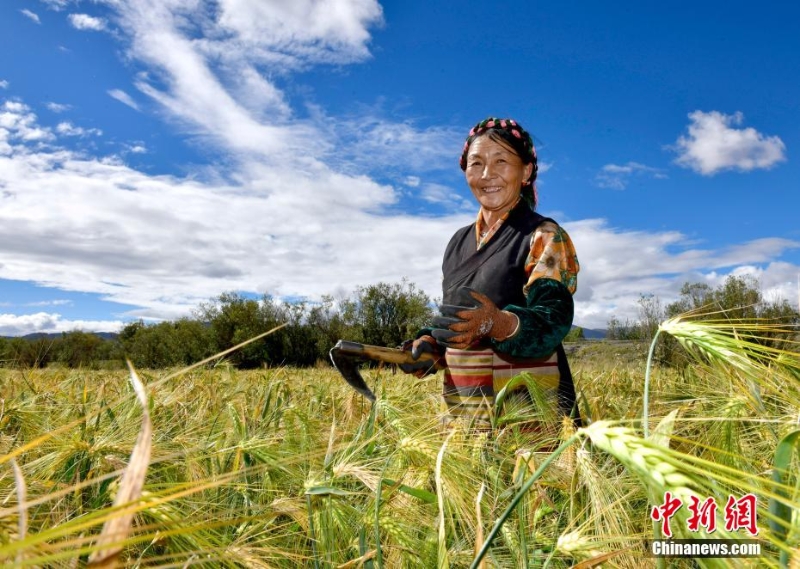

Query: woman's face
[464,135,533,218]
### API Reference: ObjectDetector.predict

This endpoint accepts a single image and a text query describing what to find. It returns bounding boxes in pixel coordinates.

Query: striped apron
[441,346,561,430]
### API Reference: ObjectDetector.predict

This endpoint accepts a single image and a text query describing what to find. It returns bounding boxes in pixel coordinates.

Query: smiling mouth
[482,186,503,194]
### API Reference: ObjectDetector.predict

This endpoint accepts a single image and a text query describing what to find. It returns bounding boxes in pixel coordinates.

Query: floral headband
[459,117,537,174]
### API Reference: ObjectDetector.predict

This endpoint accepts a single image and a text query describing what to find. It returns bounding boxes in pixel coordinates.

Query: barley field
[1,316,799,567]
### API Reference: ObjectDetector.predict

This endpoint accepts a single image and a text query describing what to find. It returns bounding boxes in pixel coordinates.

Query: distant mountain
[4,332,120,341]
[581,328,607,340]
[569,326,606,340]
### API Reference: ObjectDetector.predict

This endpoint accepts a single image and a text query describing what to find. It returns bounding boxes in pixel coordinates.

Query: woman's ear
[524,162,534,183]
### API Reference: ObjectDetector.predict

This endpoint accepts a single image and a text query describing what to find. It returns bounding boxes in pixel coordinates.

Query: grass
[1,316,799,567]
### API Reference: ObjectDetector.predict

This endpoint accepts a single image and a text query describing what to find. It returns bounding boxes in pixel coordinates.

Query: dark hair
[460,117,539,209]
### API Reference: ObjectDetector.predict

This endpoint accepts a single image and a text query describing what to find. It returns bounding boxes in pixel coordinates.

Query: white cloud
[214,0,384,67]
[41,0,70,10]
[314,113,461,175]
[754,262,800,308]
[0,101,55,145]
[0,313,122,336]
[565,218,799,328]
[0,80,8,90]
[103,0,388,161]
[46,102,72,113]
[595,161,666,190]
[21,9,41,24]
[107,89,140,111]
[673,110,786,175]
[68,13,106,31]
[418,182,462,205]
[25,299,72,307]
[56,121,102,137]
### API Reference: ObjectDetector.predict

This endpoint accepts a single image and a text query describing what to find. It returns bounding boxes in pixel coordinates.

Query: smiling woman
[401,117,581,436]
[465,136,533,228]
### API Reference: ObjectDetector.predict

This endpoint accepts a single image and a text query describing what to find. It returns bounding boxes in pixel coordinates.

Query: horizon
[1,0,799,337]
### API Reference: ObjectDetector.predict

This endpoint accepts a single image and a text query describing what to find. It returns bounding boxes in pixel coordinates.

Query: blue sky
[0,0,798,336]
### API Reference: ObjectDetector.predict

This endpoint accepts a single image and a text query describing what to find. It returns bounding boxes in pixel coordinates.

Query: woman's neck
[480,202,516,228]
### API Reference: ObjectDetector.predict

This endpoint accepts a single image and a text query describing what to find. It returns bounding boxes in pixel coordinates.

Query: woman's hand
[399,334,442,378]
[433,287,519,349]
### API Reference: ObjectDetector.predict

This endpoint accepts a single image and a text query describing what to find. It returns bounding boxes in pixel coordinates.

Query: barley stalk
[474,482,486,569]
[436,429,455,569]
[87,362,152,568]
[10,458,27,566]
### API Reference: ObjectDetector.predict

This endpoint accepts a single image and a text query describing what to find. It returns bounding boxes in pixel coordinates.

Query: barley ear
[87,362,152,568]
[10,458,27,566]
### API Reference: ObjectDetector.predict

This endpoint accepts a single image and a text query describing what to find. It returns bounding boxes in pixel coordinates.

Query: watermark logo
[649,539,761,558]
[649,493,761,558]
[650,491,683,537]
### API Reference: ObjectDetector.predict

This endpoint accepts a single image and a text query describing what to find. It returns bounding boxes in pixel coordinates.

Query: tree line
[2,275,795,369]
[606,275,799,365]
[0,281,434,369]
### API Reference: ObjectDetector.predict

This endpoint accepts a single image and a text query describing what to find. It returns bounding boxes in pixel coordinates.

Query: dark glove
[399,334,442,377]
[431,287,519,349]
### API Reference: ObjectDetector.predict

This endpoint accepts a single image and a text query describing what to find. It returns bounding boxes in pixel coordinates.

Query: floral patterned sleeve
[491,221,579,359]
[523,221,579,296]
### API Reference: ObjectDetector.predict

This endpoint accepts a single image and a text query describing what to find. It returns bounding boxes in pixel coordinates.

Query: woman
[402,117,580,432]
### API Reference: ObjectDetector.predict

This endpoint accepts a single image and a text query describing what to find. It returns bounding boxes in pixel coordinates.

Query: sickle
[329,340,437,401]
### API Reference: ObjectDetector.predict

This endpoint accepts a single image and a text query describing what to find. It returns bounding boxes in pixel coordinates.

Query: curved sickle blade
[329,341,376,402]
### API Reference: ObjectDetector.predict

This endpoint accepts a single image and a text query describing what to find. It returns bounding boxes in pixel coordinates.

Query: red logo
[651,491,682,538]
[724,494,758,536]
[651,493,759,537]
